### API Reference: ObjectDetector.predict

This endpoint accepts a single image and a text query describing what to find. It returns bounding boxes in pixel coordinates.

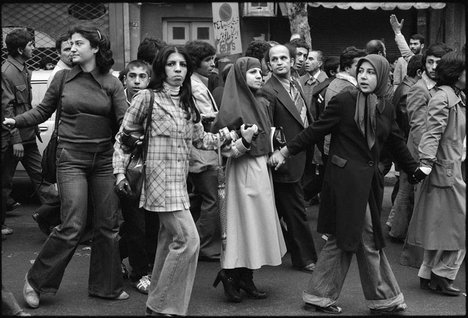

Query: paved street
[2,179,466,316]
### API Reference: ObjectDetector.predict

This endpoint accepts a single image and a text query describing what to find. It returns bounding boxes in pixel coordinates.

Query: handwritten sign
[212,2,242,55]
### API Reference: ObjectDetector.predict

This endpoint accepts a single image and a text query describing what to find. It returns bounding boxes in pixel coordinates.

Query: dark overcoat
[287,89,418,251]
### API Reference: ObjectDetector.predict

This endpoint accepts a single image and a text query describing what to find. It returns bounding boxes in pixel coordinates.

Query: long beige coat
[407,86,466,250]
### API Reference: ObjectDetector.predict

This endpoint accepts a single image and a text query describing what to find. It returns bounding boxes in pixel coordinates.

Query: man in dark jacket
[263,44,317,272]
[1,28,57,233]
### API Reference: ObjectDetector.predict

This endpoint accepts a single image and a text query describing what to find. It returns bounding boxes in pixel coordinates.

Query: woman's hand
[240,124,258,143]
[3,118,16,129]
[268,149,286,170]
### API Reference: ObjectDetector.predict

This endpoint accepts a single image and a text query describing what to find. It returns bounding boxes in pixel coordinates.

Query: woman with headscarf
[269,55,418,314]
[211,57,286,303]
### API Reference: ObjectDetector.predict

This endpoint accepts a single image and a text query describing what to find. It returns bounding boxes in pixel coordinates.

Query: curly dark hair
[422,43,452,68]
[67,23,114,74]
[406,55,423,78]
[137,37,167,65]
[149,45,200,122]
[340,46,366,71]
[435,52,465,87]
[5,28,33,57]
[245,40,271,62]
[184,40,216,69]
[288,38,310,51]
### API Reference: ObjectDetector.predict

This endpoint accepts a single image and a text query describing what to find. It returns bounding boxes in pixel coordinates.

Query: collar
[56,60,72,71]
[192,72,209,88]
[67,65,107,88]
[7,55,27,72]
[124,88,131,105]
[273,73,292,91]
[422,72,437,91]
[335,71,357,86]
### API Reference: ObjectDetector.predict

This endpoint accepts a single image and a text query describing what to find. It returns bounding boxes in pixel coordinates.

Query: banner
[212,2,242,55]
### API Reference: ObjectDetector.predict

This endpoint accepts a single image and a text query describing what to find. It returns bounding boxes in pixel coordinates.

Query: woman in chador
[406,51,466,296]
[211,57,286,303]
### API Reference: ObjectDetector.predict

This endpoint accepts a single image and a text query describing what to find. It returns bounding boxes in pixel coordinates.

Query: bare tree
[285,2,312,48]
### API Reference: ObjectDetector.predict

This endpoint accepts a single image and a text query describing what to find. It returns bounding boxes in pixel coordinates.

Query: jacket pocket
[330,154,347,168]
[15,84,28,104]
[145,160,166,207]
[151,119,172,137]
[429,159,455,188]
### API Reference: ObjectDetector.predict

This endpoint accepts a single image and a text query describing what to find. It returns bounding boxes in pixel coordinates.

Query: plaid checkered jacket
[113,88,246,212]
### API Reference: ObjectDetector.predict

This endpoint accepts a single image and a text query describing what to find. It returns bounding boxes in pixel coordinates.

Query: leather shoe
[429,272,461,296]
[420,277,430,290]
[89,291,129,300]
[7,201,22,212]
[305,303,342,314]
[145,307,176,316]
[23,274,40,308]
[370,303,406,315]
[32,212,52,236]
[298,262,316,273]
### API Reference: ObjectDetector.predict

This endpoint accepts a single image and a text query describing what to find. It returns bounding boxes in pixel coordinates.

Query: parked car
[15,70,54,180]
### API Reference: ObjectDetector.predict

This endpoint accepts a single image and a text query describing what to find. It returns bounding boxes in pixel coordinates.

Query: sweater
[14,65,127,152]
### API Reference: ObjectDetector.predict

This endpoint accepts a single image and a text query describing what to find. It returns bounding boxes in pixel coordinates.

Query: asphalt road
[2,180,466,316]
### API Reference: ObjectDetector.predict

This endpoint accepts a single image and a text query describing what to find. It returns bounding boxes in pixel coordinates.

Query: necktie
[290,80,309,127]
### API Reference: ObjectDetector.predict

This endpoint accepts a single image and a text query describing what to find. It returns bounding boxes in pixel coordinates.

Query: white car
[15,70,54,179]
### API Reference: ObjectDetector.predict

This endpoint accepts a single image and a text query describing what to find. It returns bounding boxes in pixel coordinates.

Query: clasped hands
[268,148,287,170]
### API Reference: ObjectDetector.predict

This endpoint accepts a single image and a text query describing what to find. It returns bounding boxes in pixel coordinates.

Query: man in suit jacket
[262,44,317,272]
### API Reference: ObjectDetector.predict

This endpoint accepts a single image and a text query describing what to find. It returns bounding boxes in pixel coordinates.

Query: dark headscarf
[354,54,390,150]
[212,57,271,156]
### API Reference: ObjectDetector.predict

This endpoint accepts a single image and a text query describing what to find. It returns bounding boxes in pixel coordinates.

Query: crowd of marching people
[1,13,465,316]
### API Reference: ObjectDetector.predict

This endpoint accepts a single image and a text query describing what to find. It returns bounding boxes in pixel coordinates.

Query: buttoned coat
[406,75,438,159]
[407,86,466,250]
[262,75,313,183]
[287,90,417,251]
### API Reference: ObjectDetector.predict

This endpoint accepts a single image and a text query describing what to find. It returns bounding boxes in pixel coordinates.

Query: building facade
[1,2,465,71]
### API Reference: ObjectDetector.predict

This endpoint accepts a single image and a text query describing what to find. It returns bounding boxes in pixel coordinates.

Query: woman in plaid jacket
[113,45,258,316]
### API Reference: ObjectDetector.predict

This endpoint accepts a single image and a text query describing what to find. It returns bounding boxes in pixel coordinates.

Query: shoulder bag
[125,89,155,200]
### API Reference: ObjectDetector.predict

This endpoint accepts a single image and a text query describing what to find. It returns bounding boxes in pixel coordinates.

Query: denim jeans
[418,249,466,280]
[387,171,414,239]
[119,198,159,281]
[188,170,221,259]
[146,209,200,316]
[2,143,59,205]
[27,147,123,298]
[303,206,405,310]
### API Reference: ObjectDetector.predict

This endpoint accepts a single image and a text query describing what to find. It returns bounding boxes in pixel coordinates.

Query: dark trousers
[119,199,159,281]
[274,181,318,267]
[188,169,221,259]
[2,143,58,205]
[28,147,123,297]
[1,148,9,226]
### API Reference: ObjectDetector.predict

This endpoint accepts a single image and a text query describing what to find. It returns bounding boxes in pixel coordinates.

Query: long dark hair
[67,23,114,74]
[149,45,200,122]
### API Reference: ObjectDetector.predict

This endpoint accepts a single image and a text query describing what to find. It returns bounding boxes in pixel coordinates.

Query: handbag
[124,89,154,200]
[41,70,68,183]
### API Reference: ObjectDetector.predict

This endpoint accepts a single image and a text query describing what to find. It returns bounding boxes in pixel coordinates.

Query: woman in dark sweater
[4,23,129,308]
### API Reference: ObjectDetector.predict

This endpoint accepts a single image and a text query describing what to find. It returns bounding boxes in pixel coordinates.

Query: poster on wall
[212,2,242,55]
